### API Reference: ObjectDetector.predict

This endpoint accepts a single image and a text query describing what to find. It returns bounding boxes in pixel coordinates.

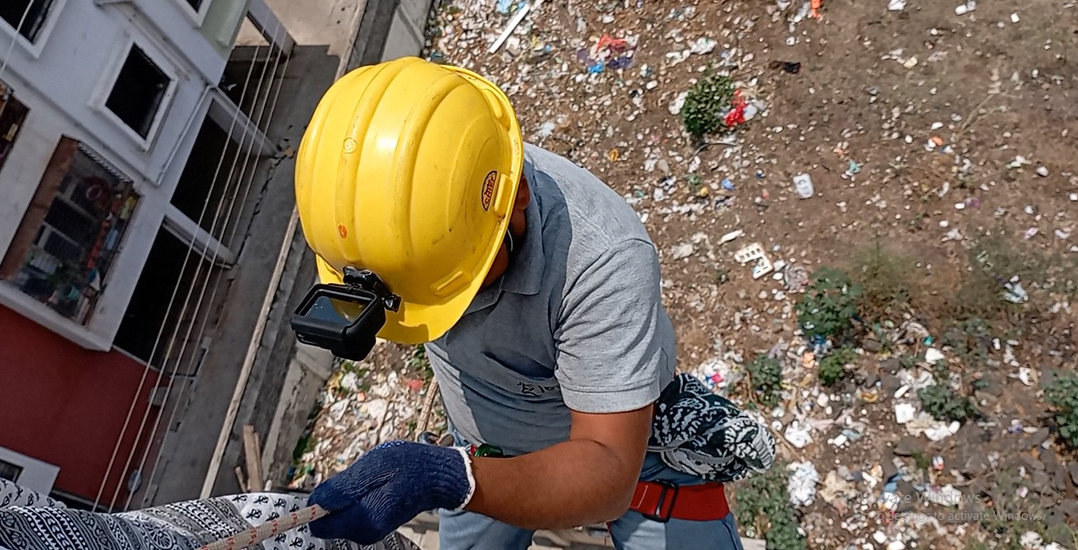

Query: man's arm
[466,405,652,529]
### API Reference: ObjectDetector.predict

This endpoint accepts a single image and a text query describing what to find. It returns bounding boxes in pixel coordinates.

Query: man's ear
[514,176,531,214]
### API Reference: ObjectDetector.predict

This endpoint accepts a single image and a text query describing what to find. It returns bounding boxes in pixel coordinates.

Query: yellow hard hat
[295,57,524,344]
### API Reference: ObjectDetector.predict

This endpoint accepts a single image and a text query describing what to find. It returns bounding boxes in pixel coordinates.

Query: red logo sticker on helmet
[481,171,498,211]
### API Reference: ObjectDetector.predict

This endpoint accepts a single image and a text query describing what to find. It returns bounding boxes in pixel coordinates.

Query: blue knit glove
[308,440,474,544]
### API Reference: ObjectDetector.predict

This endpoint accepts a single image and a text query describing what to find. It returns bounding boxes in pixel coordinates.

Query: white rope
[93,30,270,512]
[105,24,285,512]
[129,31,291,509]
[0,1,33,84]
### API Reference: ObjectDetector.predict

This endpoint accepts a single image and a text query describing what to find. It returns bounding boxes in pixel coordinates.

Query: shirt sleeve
[554,238,672,413]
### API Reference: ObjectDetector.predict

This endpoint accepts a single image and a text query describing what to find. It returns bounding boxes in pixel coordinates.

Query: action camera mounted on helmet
[291,267,401,361]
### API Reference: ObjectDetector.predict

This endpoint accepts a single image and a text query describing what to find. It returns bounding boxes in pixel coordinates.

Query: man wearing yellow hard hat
[290,57,775,549]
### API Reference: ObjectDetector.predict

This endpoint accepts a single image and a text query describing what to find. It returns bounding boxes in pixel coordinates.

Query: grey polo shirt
[425,144,677,457]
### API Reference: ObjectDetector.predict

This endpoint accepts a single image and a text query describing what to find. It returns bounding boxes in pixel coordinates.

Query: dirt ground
[292,0,1078,548]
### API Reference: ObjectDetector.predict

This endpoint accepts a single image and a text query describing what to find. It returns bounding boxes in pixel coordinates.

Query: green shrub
[918,384,976,422]
[681,72,736,138]
[796,267,862,340]
[748,355,783,407]
[1045,372,1078,448]
[850,242,914,322]
[734,464,807,550]
[818,347,856,387]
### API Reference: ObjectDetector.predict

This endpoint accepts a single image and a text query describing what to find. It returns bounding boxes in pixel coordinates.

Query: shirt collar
[464,159,545,315]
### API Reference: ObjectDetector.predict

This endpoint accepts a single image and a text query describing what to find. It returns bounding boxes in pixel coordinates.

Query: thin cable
[105,28,282,512]
[93,34,268,512]
[131,33,290,509]
[0,1,32,84]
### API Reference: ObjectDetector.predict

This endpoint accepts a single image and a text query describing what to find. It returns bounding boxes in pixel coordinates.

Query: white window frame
[0,0,68,58]
[0,446,59,494]
[93,39,179,152]
[175,0,212,26]
[0,138,144,352]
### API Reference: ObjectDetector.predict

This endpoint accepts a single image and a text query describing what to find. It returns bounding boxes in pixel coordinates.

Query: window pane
[0,460,22,483]
[0,0,54,43]
[3,144,140,325]
[0,84,30,172]
[105,46,172,139]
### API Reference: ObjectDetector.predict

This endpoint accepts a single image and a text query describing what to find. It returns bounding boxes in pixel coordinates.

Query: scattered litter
[844,160,862,177]
[1006,155,1031,169]
[924,420,960,442]
[489,0,542,53]
[722,178,736,191]
[1036,166,1049,177]
[788,461,820,506]
[785,265,810,292]
[1019,532,1043,549]
[932,456,945,471]
[894,402,916,424]
[689,37,718,55]
[888,0,907,11]
[785,421,813,448]
[922,484,962,507]
[1011,12,1020,23]
[495,0,523,15]
[1004,282,1029,303]
[954,1,976,15]
[536,121,556,138]
[670,242,696,261]
[924,348,944,365]
[819,470,856,509]
[669,91,688,115]
[793,173,815,198]
[735,243,775,279]
[1018,367,1034,387]
[695,356,739,395]
[719,229,744,245]
[577,33,637,73]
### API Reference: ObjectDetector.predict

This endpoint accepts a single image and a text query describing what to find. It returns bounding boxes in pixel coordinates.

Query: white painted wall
[0,446,60,494]
[0,0,249,350]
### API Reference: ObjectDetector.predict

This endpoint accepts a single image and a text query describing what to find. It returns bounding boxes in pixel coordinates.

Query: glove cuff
[451,447,476,511]
[427,445,475,511]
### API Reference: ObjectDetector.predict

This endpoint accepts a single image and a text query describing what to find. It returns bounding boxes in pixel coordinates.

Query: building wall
[0,0,235,350]
[0,304,159,504]
[0,0,260,506]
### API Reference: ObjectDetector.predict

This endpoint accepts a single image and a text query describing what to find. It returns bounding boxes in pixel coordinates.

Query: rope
[197,504,329,550]
[131,28,292,510]
[94,22,274,512]
[112,21,288,511]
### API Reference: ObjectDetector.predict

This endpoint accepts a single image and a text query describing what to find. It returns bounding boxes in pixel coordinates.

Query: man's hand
[465,405,652,529]
[307,441,474,544]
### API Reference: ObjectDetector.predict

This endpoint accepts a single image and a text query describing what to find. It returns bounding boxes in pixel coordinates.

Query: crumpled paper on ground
[785,421,813,448]
[788,461,820,506]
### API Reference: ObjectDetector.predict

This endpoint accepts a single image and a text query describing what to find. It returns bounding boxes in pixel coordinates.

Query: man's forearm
[465,439,641,529]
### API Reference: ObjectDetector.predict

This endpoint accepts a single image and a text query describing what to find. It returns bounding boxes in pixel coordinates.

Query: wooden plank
[234,466,246,493]
[242,424,264,492]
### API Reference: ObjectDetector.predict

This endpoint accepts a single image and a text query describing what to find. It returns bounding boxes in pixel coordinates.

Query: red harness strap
[628,480,730,523]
